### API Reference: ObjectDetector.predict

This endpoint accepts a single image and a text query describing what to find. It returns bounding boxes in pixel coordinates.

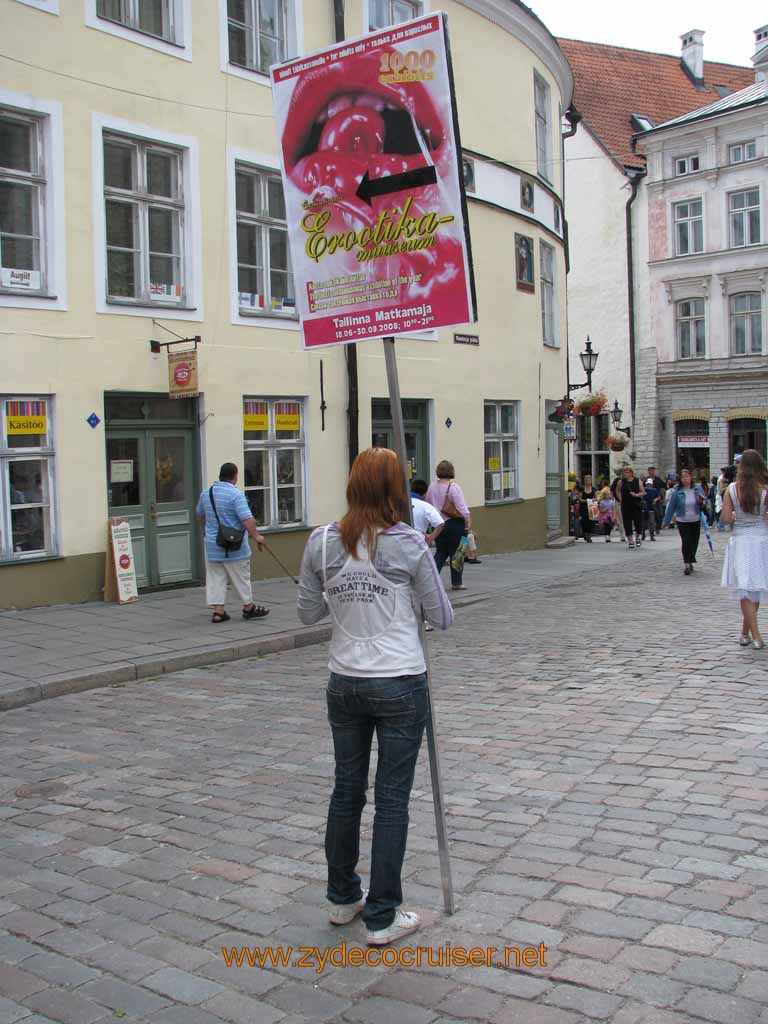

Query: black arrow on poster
[356,165,438,206]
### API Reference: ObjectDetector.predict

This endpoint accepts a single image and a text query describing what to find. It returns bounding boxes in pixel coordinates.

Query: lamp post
[610,400,623,430]
[568,337,599,393]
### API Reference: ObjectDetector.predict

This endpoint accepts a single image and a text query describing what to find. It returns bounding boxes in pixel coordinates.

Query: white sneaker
[328,892,366,926]
[366,909,420,946]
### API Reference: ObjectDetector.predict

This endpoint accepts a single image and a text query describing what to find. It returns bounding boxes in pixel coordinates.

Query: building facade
[560,34,751,483]
[635,34,768,479]
[1,0,572,609]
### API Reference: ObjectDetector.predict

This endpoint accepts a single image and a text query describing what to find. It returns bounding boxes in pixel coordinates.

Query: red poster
[271,12,476,349]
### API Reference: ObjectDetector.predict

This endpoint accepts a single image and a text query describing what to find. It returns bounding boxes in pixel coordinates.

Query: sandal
[243,604,270,619]
[212,611,231,623]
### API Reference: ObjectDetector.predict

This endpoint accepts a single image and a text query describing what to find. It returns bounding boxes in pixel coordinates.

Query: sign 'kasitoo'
[271,12,476,349]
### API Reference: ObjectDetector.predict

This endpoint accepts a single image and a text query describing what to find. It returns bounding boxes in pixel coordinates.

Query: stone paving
[1,531,768,1023]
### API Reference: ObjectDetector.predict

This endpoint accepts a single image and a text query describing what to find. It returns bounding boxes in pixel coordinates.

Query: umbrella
[700,510,715,557]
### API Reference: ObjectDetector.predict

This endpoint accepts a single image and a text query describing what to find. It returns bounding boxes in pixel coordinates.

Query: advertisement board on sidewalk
[271,12,476,349]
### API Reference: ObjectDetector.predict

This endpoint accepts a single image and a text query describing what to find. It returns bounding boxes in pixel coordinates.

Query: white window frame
[674,153,700,176]
[0,395,58,563]
[728,140,757,164]
[540,240,558,347]
[483,401,520,503]
[242,397,307,531]
[85,0,192,60]
[227,146,300,331]
[676,297,706,360]
[730,292,763,356]
[534,70,552,183]
[235,161,295,319]
[220,0,303,87]
[728,188,761,248]
[575,412,611,485]
[673,198,704,256]
[15,0,59,13]
[93,113,202,320]
[365,0,425,30]
[0,90,66,311]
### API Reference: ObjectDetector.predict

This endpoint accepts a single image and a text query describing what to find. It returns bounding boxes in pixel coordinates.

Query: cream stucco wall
[2,0,571,604]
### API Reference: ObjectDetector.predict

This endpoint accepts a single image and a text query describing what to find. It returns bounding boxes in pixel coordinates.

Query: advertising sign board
[271,12,476,349]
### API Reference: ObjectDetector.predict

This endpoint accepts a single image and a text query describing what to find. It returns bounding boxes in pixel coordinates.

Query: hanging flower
[574,390,608,416]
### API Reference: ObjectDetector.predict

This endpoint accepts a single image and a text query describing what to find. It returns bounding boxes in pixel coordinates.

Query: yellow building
[1,0,572,609]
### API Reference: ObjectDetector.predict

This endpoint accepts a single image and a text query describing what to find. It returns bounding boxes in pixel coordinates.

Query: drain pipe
[333,0,360,470]
[625,166,646,416]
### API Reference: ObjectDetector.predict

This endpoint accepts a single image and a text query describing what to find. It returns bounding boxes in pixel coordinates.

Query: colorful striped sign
[243,400,268,432]
[275,401,300,433]
[6,400,47,436]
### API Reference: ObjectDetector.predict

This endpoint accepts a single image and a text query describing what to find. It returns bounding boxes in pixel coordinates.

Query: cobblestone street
[2,534,768,1024]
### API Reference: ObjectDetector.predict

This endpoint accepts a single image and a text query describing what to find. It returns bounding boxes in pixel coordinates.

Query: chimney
[754,24,768,82]
[680,29,705,84]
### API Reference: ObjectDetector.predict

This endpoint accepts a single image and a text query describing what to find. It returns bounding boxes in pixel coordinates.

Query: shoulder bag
[441,483,464,520]
[209,485,246,557]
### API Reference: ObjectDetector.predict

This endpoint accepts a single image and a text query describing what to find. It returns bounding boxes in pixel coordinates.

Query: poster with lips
[271,12,476,349]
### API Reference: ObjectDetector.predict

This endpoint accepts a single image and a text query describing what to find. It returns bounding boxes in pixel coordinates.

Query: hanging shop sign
[271,11,476,349]
[168,349,199,400]
[563,416,577,441]
[677,435,710,448]
[6,400,47,436]
[104,517,138,604]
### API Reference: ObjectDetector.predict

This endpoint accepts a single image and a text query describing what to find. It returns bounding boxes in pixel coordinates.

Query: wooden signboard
[104,517,139,604]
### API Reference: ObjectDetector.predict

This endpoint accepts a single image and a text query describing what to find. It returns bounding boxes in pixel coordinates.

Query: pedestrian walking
[647,466,666,532]
[616,466,645,548]
[297,447,453,944]
[720,449,768,650]
[196,462,269,623]
[597,479,616,541]
[662,467,706,574]
[409,479,444,546]
[642,478,660,541]
[569,484,583,540]
[426,460,471,591]
[580,474,597,543]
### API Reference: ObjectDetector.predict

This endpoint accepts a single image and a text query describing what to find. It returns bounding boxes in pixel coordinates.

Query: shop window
[235,163,295,316]
[729,418,767,462]
[730,292,763,355]
[483,401,519,502]
[575,412,610,485]
[675,419,710,479]
[369,0,422,29]
[242,397,305,529]
[103,132,187,306]
[1,396,57,561]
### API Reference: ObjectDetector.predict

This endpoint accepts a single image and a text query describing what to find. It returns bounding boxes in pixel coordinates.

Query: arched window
[730,293,763,355]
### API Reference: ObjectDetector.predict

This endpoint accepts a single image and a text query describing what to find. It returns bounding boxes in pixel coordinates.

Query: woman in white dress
[721,449,768,649]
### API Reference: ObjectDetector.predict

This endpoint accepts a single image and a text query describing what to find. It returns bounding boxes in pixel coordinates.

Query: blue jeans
[434,517,465,586]
[325,672,428,932]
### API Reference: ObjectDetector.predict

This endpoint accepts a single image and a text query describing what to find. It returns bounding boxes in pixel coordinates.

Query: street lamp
[568,336,599,393]
[610,399,623,429]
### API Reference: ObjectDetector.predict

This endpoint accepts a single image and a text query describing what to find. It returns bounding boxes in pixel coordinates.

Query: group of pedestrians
[197,442,768,951]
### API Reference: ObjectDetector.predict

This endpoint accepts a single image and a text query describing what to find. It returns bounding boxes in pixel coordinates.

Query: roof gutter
[625,166,646,416]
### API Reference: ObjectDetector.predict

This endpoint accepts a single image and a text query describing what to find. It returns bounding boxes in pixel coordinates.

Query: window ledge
[0,290,58,300]
[0,553,61,568]
[484,497,523,507]
[239,310,299,322]
[225,63,272,87]
[258,523,309,535]
[106,299,197,311]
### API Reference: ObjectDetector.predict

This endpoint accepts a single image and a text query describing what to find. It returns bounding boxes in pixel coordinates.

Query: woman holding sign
[297,448,453,945]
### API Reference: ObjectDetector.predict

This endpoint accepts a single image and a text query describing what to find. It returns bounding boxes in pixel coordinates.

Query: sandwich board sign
[270,10,476,349]
[104,518,139,604]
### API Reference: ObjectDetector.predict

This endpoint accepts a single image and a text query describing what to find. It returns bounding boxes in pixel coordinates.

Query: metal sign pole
[382,336,455,916]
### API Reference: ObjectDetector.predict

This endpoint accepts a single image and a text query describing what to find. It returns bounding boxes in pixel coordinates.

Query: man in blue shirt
[196,462,268,623]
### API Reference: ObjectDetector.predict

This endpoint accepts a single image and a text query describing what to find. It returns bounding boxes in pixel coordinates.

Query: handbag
[209,485,245,557]
[441,483,464,520]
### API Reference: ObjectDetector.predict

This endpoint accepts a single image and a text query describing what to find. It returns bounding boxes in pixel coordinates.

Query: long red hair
[339,448,409,558]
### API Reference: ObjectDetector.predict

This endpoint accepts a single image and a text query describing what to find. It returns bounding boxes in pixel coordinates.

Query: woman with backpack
[297,447,453,944]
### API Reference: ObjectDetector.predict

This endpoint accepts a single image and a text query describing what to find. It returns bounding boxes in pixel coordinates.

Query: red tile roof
[558,38,753,170]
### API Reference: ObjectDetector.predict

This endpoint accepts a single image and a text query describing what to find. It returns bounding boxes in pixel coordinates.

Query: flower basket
[606,431,629,452]
[575,390,608,417]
